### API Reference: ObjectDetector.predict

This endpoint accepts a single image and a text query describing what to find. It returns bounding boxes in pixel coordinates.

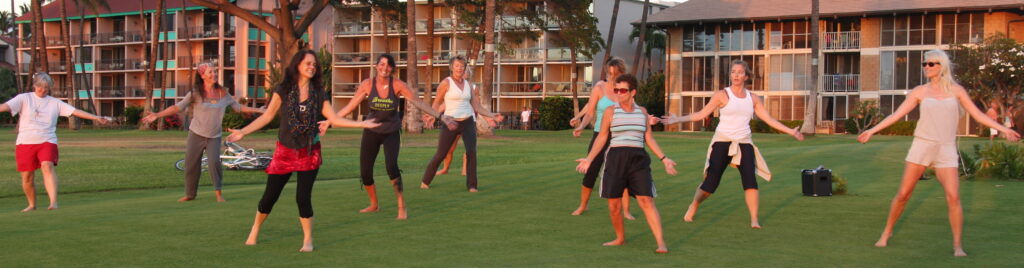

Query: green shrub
[636,73,665,130]
[845,100,883,134]
[222,110,246,129]
[749,120,802,134]
[708,117,719,132]
[963,142,1024,180]
[125,106,145,125]
[539,97,575,131]
[878,120,916,136]
[832,173,848,195]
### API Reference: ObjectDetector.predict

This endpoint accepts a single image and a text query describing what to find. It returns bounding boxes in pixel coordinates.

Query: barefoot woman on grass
[858,50,1020,257]
[227,50,379,252]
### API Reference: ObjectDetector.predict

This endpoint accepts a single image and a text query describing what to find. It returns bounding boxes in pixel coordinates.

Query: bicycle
[174,141,273,171]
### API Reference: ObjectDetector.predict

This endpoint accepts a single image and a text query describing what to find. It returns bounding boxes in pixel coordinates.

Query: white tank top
[715,87,754,140]
[444,77,474,119]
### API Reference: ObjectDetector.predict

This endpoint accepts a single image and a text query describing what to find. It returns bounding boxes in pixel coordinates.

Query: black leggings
[257,169,318,218]
[360,129,402,191]
[582,132,610,188]
[700,142,758,194]
[422,118,478,189]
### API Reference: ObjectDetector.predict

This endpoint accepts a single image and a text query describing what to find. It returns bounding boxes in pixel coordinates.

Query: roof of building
[15,0,208,23]
[0,36,16,46]
[645,0,1024,26]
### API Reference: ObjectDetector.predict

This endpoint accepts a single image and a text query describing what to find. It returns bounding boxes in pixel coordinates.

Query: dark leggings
[582,131,610,188]
[360,129,402,191]
[700,142,758,194]
[257,169,318,218]
[422,118,478,189]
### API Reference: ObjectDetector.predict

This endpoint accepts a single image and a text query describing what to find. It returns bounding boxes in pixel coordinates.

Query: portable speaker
[801,167,832,197]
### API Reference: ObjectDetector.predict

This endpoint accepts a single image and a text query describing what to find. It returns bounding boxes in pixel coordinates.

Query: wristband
[660,155,667,161]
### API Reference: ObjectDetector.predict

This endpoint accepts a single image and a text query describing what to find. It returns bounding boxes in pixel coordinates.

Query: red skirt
[265,142,322,175]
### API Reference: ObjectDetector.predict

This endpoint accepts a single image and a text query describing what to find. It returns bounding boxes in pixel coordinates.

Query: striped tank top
[609,103,647,148]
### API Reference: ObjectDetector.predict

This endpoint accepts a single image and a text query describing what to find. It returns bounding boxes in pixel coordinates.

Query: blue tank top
[593,96,616,133]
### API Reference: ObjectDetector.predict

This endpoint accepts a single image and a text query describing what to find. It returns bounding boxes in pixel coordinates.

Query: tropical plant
[961,142,1024,180]
[544,0,604,115]
[844,100,883,134]
[628,26,666,78]
[949,34,1024,130]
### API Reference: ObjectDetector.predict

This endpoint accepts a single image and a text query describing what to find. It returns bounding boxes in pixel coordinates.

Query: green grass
[0,128,1022,267]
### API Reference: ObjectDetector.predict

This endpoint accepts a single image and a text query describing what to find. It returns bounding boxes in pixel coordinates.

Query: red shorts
[265,142,322,175]
[15,142,59,172]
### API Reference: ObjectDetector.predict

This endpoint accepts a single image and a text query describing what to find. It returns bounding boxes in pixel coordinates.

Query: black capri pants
[422,118,478,189]
[582,131,610,188]
[257,169,318,218]
[700,142,758,194]
[360,129,403,191]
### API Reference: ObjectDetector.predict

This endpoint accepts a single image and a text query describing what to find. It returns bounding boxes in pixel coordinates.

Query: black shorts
[600,147,656,198]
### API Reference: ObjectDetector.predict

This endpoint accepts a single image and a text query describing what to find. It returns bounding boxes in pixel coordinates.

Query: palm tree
[478,0,496,136]
[76,0,110,118]
[629,26,666,78]
[32,0,49,73]
[800,0,820,135]
[59,0,80,128]
[424,0,434,105]
[403,0,423,133]
[0,11,15,36]
[631,0,650,76]
[157,0,171,130]
[600,0,620,81]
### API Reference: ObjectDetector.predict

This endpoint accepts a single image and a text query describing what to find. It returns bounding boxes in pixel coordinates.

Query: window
[770,21,810,49]
[941,13,985,44]
[764,95,806,120]
[879,94,919,120]
[161,14,175,32]
[822,95,859,120]
[718,55,765,90]
[679,96,712,131]
[769,54,811,91]
[157,43,175,60]
[682,24,716,52]
[718,23,765,51]
[881,15,937,46]
[879,50,926,90]
[77,47,92,63]
[248,43,267,58]
[680,56,715,91]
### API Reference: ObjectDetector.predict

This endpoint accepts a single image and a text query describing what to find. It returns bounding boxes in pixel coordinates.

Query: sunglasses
[613,88,632,94]
[921,62,941,67]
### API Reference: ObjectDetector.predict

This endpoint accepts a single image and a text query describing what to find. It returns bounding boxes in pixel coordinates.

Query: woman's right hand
[226,128,246,142]
[360,119,381,129]
[575,158,591,174]
[572,128,583,137]
[1004,129,1021,142]
[569,117,581,128]
[857,130,874,144]
[140,113,157,124]
[660,113,681,125]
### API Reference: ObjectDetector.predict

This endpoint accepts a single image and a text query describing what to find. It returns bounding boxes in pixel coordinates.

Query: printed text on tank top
[369,78,397,112]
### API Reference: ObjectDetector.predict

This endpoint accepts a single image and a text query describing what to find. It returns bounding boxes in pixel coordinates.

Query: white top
[444,77,475,120]
[520,110,531,122]
[715,87,754,140]
[5,93,77,145]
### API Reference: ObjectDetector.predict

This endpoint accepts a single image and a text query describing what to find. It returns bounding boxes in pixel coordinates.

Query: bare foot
[216,190,226,202]
[751,222,761,229]
[359,205,379,213]
[953,248,967,257]
[396,208,407,220]
[461,171,467,176]
[468,188,478,193]
[655,246,669,254]
[624,212,636,220]
[602,239,625,246]
[435,169,448,176]
[571,206,587,216]
[683,204,698,222]
[420,183,430,189]
[47,204,58,210]
[245,232,258,245]
[874,233,891,247]
[178,196,195,202]
[21,206,35,212]
[299,241,314,252]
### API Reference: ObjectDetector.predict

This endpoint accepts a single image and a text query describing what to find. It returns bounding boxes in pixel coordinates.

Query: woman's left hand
[493,114,505,123]
[575,158,591,174]
[441,116,458,130]
[1005,129,1021,142]
[791,127,805,141]
[318,121,330,137]
[662,158,678,175]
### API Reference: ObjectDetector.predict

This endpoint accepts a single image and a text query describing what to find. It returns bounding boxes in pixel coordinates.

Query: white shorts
[905,138,958,168]
[991,128,998,135]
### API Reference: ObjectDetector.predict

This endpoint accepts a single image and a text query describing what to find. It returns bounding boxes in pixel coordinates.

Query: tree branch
[190,0,281,41]
[294,0,331,39]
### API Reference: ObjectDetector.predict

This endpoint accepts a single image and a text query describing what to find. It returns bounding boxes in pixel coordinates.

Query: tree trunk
[60,0,80,129]
[32,0,48,73]
[631,0,649,76]
[255,0,263,105]
[380,8,390,54]
[78,5,98,117]
[570,46,579,115]
[180,3,195,127]
[12,0,23,91]
[403,0,423,133]
[425,0,435,106]
[158,1,171,131]
[600,0,620,80]
[800,0,819,135]
[478,0,496,136]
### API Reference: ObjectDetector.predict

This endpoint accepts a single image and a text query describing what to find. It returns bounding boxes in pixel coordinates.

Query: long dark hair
[192,62,223,102]
[275,50,323,98]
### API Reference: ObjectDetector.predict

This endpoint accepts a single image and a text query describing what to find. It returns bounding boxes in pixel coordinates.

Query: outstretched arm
[0,103,10,113]
[859,88,923,143]
[752,94,803,141]
[226,93,283,142]
[335,80,371,118]
[641,108,677,175]
[955,86,1020,141]
[71,110,109,124]
[319,100,380,129]
[141,106,181,124]
[660,90,726,124]
[395,81,456,129]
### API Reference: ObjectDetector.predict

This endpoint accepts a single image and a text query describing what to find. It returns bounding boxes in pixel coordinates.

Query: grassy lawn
[0,128,1021,267]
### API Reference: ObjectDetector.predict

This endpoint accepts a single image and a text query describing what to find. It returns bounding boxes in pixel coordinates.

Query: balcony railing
[333,83,361,95]
[335,21,372,35]
[334,52,374,65]
[94,31,145,44]
[45,36,65,46]
[547,48,592,62]
[181,26,220,39]
[498,82,543,96]
[48,62,68,72]
[414,18,457,32]
[821,74,859,92]
[69,34,95,45]
[501,48,543,62]
[95,58,145,71]
[822,32,860,50]
[546,82,593,95]
[224,26,236,38]
[201,55,219,64]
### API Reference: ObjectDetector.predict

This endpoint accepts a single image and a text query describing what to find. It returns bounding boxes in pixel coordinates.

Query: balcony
[498,82,543,96]
[95,58,145,71]
[181,26,220,39]
[70,34,95,45]
[821,74,859,92]
[45,36,65,47]
[822,32,860,50]
[48,62,69,72]
[547,48,592,62]
[332,83,360,95]
[335,21,372,35]
[501,48,543,62]
[334,52,374,65]
[414,18,457,32]
[224,26,236,38]
[546,82,592,95]
[94,31,145,44]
